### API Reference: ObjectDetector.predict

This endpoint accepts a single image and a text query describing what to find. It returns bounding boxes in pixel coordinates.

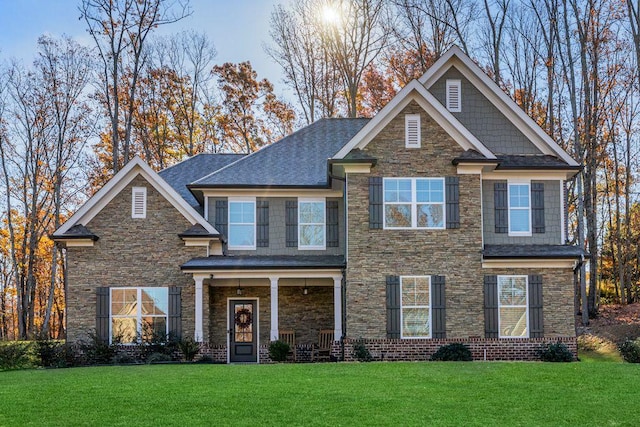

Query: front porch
[183,256,345,363]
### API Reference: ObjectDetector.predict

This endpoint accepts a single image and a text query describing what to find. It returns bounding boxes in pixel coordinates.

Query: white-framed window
[110,287,168,344]
[400,276,431,338]
[298,197,326,250]
[498,276,528,338]
[228,197,256,250]
[508,181,531,236]
[446,79,461,112]
[131,187,147,218]
[384,178,445,229]
[405,114,421,148]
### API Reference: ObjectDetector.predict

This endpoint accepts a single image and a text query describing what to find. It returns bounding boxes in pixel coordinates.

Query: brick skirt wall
[203,337,577,363]
[339,337,577,361]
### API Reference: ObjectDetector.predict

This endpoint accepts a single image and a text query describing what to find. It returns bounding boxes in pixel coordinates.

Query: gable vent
[405,114,421,148]
[446,79,461,112]
[132,187,147,219]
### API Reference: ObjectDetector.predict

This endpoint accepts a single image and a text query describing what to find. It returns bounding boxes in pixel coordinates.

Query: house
[53,47,585,362]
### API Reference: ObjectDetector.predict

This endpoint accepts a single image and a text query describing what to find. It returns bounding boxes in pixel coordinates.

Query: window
[384,178,445,229]
[446,79,461,112]
[405,114,421,148]
[110,287,168,344]
[508,182,531,235]
[400,276,431,338]
[299,198,325,249]
[131,187,146,218]
[228,198,256,249]
[498,276,528,338]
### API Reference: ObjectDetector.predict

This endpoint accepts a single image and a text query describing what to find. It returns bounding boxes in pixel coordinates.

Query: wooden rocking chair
[313,329,334,362]
[278,330,297,362]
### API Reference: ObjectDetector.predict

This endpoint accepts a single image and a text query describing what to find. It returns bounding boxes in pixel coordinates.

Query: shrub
[352,342,372,362]
[138,324,179,362]
[538,342,574,362]
[619,339,640,363]
[0,342,33,370]
[430,343,473,361]
[195,354,214,364]
[268,340,290,362]
[177,337,200,362]
[80,331,119,365]
[34,340,67,368]
[146,352,173,364]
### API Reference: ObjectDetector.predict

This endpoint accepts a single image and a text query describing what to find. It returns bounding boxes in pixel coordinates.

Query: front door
[229,299,258,363]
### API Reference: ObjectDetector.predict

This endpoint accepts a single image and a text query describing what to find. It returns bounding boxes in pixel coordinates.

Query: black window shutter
[431,275,446,338]
[285,200,298,247]
[369,177,383,229]
[483,276,499,338]
[215,200,228,237]
[386,275,401,339]
[168,286,182,340]
[256,200,269,247]
[494,182,508,233]
[445,176,460,229]
[532,182,545,233]
[326,200,339,247]
[528,275,544,338]
[96,287,110,344]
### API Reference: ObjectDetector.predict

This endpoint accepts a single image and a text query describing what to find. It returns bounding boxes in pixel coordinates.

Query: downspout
[341,171,348,362]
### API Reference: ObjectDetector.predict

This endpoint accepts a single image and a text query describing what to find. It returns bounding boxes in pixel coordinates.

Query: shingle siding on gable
[430,67,542,155]
[207,196,345,256]
[482,180,561,245]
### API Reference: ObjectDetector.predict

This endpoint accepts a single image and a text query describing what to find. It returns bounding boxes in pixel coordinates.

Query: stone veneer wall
[66,174,206,342]
[346,101,484,339]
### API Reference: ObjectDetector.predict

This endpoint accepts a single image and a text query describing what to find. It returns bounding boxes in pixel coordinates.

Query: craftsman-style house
[53,47,584,362]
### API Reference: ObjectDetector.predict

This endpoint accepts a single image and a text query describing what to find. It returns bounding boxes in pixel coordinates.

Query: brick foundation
[340,337,577,361]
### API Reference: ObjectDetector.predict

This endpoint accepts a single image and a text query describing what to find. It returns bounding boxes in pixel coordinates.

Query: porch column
[270,277,279,341]
[193,274,206,342]
[333,276,342,340]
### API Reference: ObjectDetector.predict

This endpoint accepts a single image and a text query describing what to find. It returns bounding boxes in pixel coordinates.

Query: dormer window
[131,187,147,218]
[446,79,461,112]
[405,114,421,148]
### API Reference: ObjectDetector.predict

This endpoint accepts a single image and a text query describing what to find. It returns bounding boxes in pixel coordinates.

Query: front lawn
[1,362,638,426]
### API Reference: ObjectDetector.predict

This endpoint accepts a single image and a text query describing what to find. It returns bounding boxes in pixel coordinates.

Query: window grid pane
[508,184,530,233]
[299,200,325,247]
[111,287,168,344]
[384,178,445,229]
[498,276,528,338]
[229,201,255,247]
[401,277,431,338]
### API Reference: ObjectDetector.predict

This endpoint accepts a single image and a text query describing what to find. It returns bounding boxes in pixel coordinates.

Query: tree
[80,0,190,174]
[213,62,295,154]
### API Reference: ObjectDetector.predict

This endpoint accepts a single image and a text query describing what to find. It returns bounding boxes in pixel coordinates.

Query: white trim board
[55,156,218,236]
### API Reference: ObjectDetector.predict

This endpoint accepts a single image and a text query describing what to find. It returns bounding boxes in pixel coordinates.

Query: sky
[0,0,289,95]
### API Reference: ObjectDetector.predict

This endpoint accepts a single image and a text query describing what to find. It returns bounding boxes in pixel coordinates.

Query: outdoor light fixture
[303,279,308,295]
[236,279,243,296]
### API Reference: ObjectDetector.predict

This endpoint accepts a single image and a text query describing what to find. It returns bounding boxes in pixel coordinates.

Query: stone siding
[430,66,541,155]
[66,174,206,342]
[483,179,563,245]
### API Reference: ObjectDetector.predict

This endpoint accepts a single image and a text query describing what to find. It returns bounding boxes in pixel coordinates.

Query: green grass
[1,362,639,426]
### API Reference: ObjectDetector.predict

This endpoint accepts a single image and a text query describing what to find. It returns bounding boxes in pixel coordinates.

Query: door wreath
[234,307,252,329]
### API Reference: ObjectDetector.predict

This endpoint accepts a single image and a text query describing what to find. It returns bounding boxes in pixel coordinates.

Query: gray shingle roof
[178,224,220,238]
[181,255,345,270]
[52,224,99,240]
[158,153,244,208]
[483,244,587,259]
[191,118,370,188]
[453,150,578,170]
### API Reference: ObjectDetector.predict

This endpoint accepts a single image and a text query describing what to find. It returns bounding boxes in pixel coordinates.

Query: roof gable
[419,46,578,166]
[54,156,218,237]
[333,80,496,159]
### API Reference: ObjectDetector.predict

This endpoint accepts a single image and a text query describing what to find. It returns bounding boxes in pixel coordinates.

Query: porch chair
[278,330,297,362]
[313,329,334,362]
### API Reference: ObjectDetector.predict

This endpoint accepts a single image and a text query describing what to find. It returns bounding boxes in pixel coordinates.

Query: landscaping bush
[138,324,179,362]
[538,342,574,362]
[619,339,640,363]
[177,337,200,362]
[146,352,173,364]
[430,343,473,361]
[0,341,33,370]
[80,331,119,364]
[34,339,67,368]
[352,342,372,362]
[268,340,290,362]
